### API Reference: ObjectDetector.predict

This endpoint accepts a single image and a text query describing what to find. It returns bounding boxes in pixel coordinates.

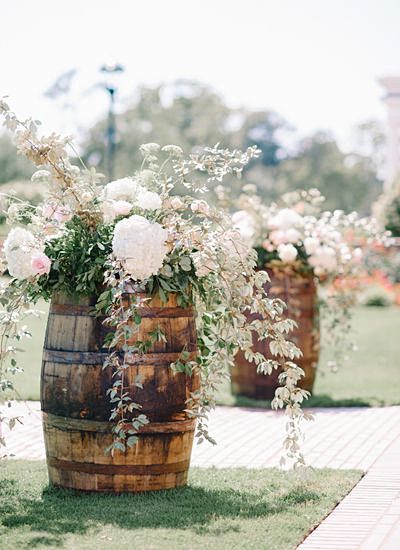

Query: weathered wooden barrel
[41,290,199,492]
[231,270,319,399]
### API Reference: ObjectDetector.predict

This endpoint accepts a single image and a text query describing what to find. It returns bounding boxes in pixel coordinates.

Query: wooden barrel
[231,271,319,399]
[41,290,199,492]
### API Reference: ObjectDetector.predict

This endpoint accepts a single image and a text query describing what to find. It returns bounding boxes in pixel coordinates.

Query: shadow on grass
[1,479,320,546]
[224,393,373,410]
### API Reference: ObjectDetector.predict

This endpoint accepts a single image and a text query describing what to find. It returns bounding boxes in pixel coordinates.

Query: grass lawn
[9,300,49,401]
[7,305,400,406]
[0,461,361,550]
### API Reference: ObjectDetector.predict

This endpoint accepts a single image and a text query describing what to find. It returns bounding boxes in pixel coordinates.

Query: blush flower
[31,251,51,276]
[134,189,162,210]
[4,228,48,280]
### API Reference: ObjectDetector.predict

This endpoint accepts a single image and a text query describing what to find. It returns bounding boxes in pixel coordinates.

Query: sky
[2,0,400,149]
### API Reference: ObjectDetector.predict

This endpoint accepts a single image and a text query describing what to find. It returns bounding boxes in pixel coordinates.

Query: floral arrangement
[0,100,309,465]
[230,187,387,370]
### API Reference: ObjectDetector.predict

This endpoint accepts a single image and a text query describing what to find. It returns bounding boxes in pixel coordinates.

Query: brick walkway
[1,402,400,549]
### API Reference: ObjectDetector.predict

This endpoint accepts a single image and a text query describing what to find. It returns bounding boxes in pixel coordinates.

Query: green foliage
[30,216,114,300]
[147,251,197,307]
[0,461,361,550]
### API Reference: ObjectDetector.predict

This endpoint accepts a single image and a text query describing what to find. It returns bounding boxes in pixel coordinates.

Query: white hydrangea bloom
[102,200,133,223]
[103,177,139,202]
[4,227,43,279]
[304,236,320,255]
[102,177,161,221]
[112,215,168,280]
[277,243,298,263]
[134,189,162,210]
[268,208,303,231]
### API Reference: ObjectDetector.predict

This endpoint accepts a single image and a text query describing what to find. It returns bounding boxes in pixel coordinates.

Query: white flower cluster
[233,201,366,278]
[101,177,162,223]
[112,215,168,280]
[4,227,51,279]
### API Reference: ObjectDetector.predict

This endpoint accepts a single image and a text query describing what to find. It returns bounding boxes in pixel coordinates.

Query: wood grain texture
[231,270,320,399]
[41,289,198,492]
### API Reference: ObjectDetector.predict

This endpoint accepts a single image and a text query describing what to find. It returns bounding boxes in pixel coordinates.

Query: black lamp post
[100,61,124,181]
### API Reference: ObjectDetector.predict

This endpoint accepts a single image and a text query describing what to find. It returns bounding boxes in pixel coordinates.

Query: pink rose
[31,251,51,276]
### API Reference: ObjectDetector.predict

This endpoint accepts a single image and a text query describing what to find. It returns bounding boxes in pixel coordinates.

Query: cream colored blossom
[103,177,138,202]
[4,227,45,280]
[102,200,133,223]
[268,208,303,230]
[112,215,168,280]
[304,236,320,255]
[134,189,162,210]
[277,243,298,263]
[140,143,160,155]
[161,145,183,156]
